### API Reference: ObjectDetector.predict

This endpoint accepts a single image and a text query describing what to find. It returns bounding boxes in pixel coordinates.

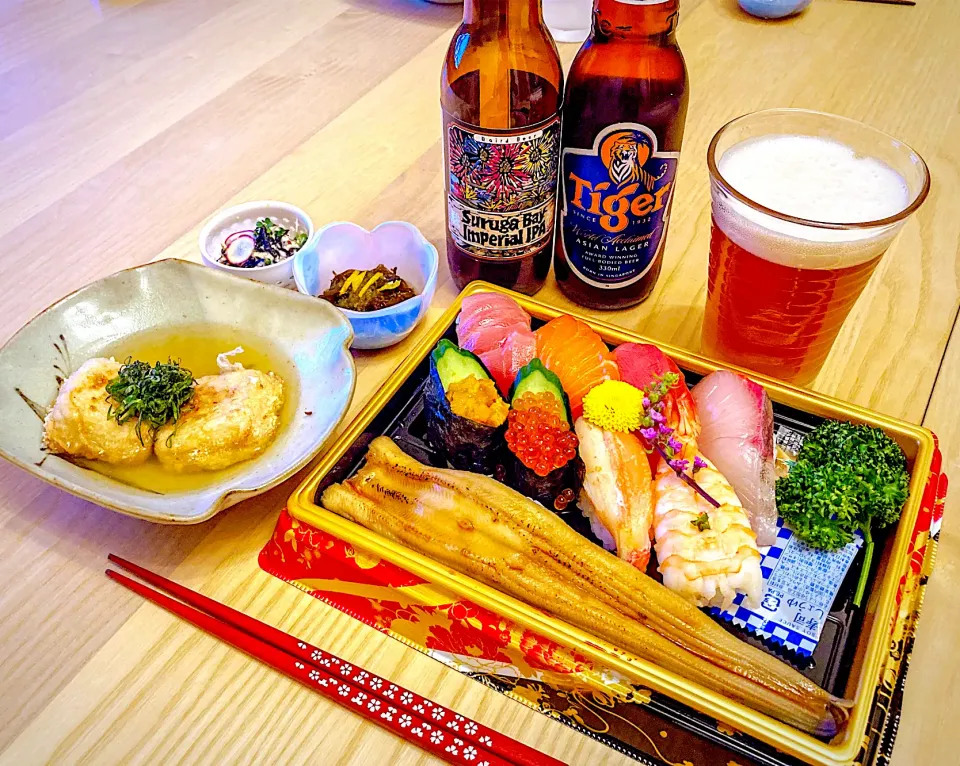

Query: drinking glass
[703,109,929,385]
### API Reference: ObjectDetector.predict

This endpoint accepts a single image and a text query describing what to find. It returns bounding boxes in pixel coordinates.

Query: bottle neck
[592,0,680,42]
[463,0,543,27]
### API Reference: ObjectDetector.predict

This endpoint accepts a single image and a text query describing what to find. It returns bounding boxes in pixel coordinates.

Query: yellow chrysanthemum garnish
[582,380,645,432]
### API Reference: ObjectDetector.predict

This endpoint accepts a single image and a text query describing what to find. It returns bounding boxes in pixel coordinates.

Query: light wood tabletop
[1,1,957,764]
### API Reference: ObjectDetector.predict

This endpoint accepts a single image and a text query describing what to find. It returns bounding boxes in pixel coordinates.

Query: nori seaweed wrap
[423,339,508,473]
[505,449,584,510]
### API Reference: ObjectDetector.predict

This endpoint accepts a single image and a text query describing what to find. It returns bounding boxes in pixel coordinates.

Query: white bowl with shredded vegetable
[294,221,438,350]
[199,201,314,289]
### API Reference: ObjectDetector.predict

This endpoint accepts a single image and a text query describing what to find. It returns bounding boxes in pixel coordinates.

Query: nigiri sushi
[457,293,531,354]
[424,339,508,473]
[575,418,655,569]
[653,455,762,610]
[614,342,700,456]
[691,370,778,546]
[536,316,619,420]
[480,329,536,397]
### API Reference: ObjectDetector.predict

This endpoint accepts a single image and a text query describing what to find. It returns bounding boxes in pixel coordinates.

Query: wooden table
[0,1,957,764]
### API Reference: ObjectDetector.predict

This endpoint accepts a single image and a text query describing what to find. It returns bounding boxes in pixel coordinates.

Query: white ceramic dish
[0,259,355,524]
[199,201,314,289]
[293,221,438,350]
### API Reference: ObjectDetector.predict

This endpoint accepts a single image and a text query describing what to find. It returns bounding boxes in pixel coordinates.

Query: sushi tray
[266,282,943,766]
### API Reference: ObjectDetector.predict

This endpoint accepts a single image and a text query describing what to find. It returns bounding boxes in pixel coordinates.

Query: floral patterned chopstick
[107,555,565,766]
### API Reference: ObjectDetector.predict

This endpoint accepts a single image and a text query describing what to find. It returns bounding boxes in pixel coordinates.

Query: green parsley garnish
[776,421,909,607]
[105,358,195,445]
[691,512,711,532]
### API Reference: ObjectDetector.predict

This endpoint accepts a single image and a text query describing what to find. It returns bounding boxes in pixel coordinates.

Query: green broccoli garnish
[776,421,909,607]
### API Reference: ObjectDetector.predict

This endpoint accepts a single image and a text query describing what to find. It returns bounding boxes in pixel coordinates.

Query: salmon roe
[505,402,578,477]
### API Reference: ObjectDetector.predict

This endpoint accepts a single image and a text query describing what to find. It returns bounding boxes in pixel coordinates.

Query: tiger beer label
[560,122,679,288]
[446,115,560,260]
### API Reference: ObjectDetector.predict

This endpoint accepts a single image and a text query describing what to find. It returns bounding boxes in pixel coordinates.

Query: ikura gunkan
[504,360,583,509]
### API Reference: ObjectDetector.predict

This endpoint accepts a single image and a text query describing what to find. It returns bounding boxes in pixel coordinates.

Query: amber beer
[703,110,930,385]
[555,0,688,309]
[441,0,563,295]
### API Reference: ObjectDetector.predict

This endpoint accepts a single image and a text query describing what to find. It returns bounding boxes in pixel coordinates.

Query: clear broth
[79,324,299,494]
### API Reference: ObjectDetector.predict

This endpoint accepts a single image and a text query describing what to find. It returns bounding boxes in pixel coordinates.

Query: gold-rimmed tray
[286,281,935,766]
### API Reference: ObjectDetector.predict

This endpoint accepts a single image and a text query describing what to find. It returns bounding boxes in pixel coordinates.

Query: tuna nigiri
[614,342,700,455]
[457,293,531,355]
[576,418,655,569]
[479,329,536,396]
[691,370,778,546]
[536,316,619,420]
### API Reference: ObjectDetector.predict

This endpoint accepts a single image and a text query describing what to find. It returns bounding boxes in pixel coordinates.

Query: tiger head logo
[600,131,658,191]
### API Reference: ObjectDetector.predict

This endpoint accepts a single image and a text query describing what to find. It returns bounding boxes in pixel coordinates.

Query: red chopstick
[107,555,565,766]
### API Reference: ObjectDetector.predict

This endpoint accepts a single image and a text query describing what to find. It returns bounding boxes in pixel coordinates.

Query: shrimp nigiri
[653,454,762,610]
[575,418,655,569]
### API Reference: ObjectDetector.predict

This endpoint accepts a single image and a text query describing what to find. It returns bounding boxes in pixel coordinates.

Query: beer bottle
[554,0,688,309]
[441,0,564,295]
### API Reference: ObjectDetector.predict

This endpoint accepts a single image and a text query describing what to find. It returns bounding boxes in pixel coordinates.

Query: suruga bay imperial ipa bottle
[555,0,688,309]
[441,0,563,295]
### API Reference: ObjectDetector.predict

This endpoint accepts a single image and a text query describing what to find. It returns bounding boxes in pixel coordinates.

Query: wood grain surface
[0,1,957,764]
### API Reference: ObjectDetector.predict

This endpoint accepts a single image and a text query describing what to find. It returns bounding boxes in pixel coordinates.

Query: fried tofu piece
[154,369,284,472]
[42,358,154,465]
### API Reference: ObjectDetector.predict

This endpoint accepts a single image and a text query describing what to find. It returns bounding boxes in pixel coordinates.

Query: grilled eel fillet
[320,437,850,736]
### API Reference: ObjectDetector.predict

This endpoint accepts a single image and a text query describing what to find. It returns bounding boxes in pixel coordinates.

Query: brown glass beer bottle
[441,0,564,295]
[554,0,688,309]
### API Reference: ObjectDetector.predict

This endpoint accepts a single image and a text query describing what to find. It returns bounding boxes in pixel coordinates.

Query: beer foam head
[713,135,911,268]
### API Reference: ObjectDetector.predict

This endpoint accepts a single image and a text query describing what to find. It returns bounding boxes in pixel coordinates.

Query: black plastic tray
[313,321,891,765]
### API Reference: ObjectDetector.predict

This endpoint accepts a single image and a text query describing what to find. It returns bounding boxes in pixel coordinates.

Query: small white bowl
[199,201,314,289]
[294,221,438,350]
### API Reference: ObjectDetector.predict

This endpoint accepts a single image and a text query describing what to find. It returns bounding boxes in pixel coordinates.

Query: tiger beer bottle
[441,0,563,295]
[555,0,688,309]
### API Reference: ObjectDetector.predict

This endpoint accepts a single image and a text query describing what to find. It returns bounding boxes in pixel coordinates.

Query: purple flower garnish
[650,410,665,424]
[693,455,708,473]
[642,397,651,409]
[639,427,658,441]
[657,424,674,436]
[667,436,683,453]
[670,458,690,473]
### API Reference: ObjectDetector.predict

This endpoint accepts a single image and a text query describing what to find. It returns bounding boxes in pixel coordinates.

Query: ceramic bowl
[293,221,438,350]
[198,201,314,289]
[0,259,355,524]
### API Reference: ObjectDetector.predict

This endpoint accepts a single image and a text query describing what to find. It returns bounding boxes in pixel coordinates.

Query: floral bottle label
[560,122,679,288]
[445,115,560,261]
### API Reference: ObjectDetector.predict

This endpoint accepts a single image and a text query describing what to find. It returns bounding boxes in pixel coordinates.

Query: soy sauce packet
[710,518,863,657]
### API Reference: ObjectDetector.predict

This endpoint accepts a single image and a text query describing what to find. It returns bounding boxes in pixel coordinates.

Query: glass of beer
[703,109,929,385]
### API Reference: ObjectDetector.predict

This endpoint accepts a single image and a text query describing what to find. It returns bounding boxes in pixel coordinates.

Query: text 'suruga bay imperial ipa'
[555,0,688,309]
[442,0,564,295]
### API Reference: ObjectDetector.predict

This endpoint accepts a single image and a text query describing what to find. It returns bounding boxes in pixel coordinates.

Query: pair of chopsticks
[107,555,565,766]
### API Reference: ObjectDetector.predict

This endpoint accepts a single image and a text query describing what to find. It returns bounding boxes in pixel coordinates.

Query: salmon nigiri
[536,316,619,419]
[575,418,655,570]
